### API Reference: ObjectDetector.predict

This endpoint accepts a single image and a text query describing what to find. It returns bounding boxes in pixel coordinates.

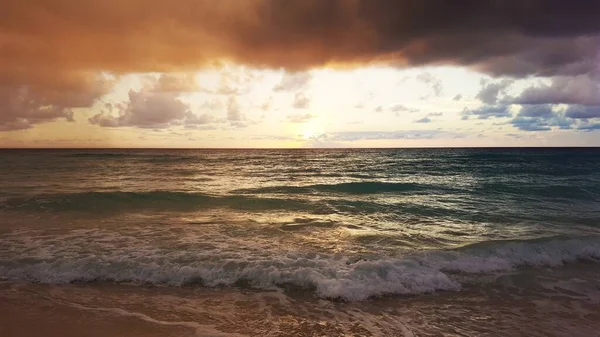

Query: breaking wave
[1,236,599,301]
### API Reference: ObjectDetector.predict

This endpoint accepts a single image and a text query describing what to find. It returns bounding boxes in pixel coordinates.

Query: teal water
[1,148,600,302]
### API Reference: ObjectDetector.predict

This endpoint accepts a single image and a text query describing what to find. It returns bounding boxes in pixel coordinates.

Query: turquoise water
[1,148,600,302]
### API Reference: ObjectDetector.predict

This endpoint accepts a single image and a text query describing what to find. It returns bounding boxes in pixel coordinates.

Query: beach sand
[1,279,599,337]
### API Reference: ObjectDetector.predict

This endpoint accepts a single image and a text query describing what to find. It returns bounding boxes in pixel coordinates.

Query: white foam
[0,256,461,301]
[1,228,600,301]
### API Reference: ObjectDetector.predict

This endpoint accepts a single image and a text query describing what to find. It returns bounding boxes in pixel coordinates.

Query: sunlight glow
[299,119,326,140]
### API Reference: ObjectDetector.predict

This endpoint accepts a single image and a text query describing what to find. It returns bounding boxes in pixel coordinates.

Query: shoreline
[1,276,599,337]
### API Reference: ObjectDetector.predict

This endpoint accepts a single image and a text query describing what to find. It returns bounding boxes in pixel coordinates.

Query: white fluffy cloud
[89,74,213,129]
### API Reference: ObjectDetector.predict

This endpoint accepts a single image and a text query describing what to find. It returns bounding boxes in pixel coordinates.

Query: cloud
[462,105,512,119]
[274,72,312,92]
[327,130,462,141]
[260,97,273,111]
[508,75,600,106]
[89,91,189,129]
[565,105,600,119]
[417,72,443,97]
[578,123,600,131]
[510,114,572,132]
[3,1,600,81]
[507,104,574,132]
[390,104,419,113]
[5,1,600,135]
[226,96,243,121]
[453,94,463,101]
[462,102,582,132]
[517,104,554,118]
[415,112,443,123]
[144,73,199,92]
[354,93,374,109]
[293,92,310,109]
[200,99,223,110]
[477,75,600,131]
[88,74,211,129]
[477,103,600,132]
[476,79,513,104]
[202,68,254,96]
[185,113,215,125]
[0,74,112,131]
[0,86,74,131]
[250,135,296,141]
[287,113,315,123]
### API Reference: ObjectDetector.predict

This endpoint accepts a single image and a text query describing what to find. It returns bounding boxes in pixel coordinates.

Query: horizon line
[1,146,600,150]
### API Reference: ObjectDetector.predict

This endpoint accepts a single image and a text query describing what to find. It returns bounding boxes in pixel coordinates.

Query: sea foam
[1,236,599,301]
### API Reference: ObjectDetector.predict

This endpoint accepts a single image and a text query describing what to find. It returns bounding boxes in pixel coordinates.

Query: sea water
[1,148,600,336]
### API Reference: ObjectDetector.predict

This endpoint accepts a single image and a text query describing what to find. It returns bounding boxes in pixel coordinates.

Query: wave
[1,237,599,301]
[63,152,197,162]
[0,191,322,213]
[235,182,429,195]
[63,152,135,158]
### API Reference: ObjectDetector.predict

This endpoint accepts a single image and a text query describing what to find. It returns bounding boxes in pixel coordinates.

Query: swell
[63,153,135,158]
[62,152,197,163]
[474,182,600,201]
[0,191,322,213]
[235,182,429,195]
[1,236,599,301]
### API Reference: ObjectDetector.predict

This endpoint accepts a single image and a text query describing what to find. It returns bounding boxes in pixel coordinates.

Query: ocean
[1,148,600,336]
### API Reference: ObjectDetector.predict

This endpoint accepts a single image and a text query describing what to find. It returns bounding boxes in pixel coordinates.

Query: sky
[1,0,600,148]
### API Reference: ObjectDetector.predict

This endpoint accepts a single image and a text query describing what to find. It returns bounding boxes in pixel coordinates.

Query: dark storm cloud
[3,0,600,76]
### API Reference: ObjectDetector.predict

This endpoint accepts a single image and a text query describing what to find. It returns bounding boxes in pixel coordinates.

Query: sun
[302,128,316,139]
[300,120,325,140]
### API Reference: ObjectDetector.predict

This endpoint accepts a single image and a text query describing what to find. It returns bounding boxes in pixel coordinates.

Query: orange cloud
[3,1,598,75]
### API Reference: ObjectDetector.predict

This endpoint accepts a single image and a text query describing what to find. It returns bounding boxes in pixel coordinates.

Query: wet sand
[0,284,196,337]
[1,279,599,337]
